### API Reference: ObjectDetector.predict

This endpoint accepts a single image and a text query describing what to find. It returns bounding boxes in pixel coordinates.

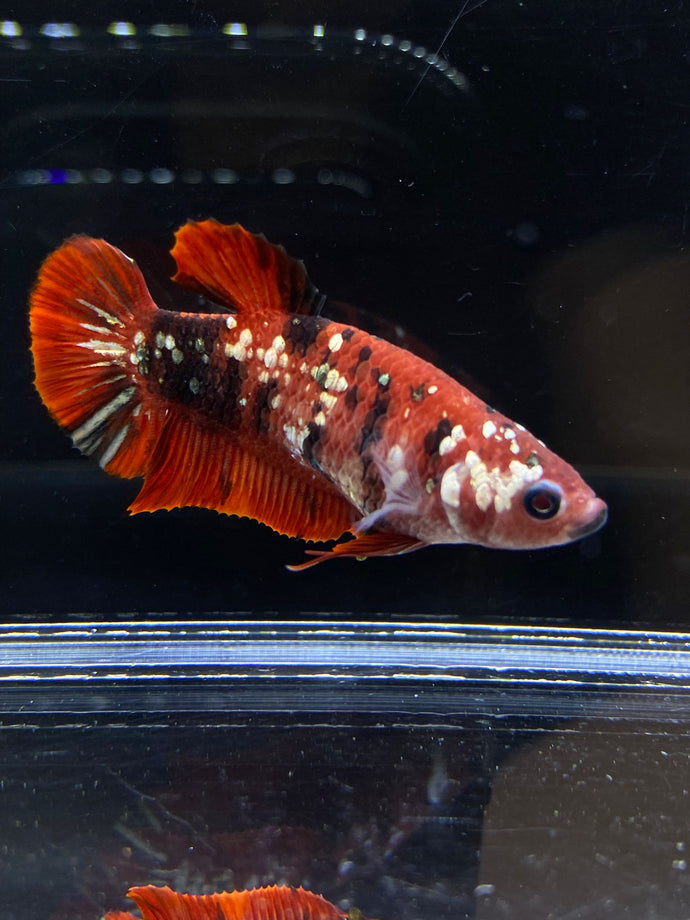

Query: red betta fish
[104,883,360,920]
[29,220,607,569]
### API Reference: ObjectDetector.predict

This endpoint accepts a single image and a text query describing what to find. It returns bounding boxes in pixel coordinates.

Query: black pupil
[524,484,561,519]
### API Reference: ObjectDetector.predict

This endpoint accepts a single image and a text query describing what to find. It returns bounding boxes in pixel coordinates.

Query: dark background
[1,0,689,621]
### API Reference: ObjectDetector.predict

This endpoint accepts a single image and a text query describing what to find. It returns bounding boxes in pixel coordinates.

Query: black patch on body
[151,311,244,429]
[283,314,324,355]
[341,327,355,341]
[424,419,452,456]
[253,378,280,435]
[345,384,359,410]
[410,384,426,402]
[302,420,323,471]
[357,393,390,456]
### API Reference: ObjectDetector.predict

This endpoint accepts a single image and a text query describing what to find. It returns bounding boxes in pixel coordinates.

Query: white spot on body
[257,347,265,360]
[328,332,343,352]
[133,331,145,346]
[225,315,237,330]
[504,427,516,439]
[272,335,286,353]
[270,393,282,410]
[225,342,246,362]
[475,481,493,512]
[440,465,462,508]
[482,420,497,439]
[510,440,520,455]
[320,392,337,412]
[239,328,253,347]
[335,376,348,392]
[258,370,269,384]
[451,424,465,442]
[172,348,184,365]
[324,368,340,390]
[283,423,310,454]
[264,348,277,369]
[439,436,455,457]
[164,334,176,351]
[279,353,288,368]
[378,372,390,386]
[314,411,327,427]
[189,377,200,394]
[428,385,439,395]
[155,331,165,349]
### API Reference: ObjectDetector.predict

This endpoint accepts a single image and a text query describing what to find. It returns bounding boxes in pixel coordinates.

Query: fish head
[437,433,607,550]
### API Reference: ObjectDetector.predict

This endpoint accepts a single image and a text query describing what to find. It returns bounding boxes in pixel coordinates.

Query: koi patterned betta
[29,220,607,569]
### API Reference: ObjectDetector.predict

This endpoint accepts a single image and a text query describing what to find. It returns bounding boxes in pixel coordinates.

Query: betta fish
[29,220,607,569]
[104,884,361,920]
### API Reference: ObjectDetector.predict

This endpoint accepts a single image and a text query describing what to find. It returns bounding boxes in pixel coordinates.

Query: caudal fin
[29,235,159,477]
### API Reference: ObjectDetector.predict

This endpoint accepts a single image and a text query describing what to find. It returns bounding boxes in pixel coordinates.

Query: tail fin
[29,235,159,477]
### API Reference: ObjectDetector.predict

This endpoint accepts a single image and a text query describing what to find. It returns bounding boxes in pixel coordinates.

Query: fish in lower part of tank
[104,884,363,920]
[29,220,607,569]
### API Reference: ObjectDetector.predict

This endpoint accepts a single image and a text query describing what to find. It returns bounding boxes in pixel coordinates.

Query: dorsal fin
[171,219,322,316]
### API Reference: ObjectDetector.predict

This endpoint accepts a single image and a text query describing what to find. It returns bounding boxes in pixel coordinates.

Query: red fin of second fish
[172,219,322,316]
[105,883,351,920]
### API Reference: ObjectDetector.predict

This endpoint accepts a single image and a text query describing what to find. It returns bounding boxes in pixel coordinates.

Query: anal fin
[128,410,356,543]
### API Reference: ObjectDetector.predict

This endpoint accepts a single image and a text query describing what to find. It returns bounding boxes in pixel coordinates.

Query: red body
[29,220,606,568]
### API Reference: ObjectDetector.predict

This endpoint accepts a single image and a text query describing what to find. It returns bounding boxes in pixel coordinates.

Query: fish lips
[567,497,608,541]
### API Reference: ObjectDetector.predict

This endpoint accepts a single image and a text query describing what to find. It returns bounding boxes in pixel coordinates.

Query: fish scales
[29,219,607,569]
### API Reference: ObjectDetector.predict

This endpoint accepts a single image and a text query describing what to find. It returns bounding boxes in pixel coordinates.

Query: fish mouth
[568,498,608,541]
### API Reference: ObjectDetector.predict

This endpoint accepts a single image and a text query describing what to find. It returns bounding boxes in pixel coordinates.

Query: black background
[1,0,689,622]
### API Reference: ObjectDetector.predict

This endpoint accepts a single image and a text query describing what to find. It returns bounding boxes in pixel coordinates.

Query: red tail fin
[29,235,159,477]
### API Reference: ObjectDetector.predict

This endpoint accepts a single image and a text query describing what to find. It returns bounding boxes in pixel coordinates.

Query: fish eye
[523,481,562,520]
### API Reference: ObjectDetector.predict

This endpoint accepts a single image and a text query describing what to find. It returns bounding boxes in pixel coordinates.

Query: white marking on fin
[77,339,128,357]
[99,423,130,468]
[71,387,135,445]
[96,276,128,312]
[76,374,128,397]
[76,298,124,326]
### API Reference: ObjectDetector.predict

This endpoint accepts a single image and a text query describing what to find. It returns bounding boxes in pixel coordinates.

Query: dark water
[1,2,689,918]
